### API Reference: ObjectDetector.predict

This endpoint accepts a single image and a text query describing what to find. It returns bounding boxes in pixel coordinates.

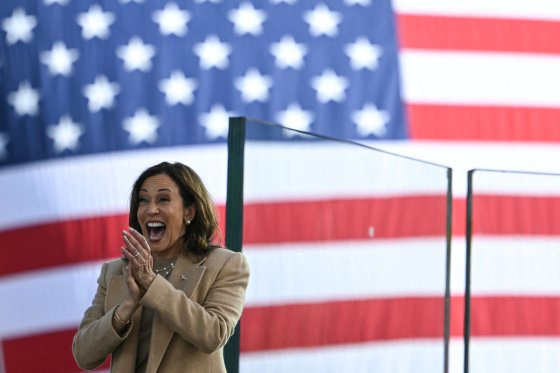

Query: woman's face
[136,173,193,258]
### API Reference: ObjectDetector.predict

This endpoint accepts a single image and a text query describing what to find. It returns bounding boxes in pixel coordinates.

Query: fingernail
[129,227,137,232]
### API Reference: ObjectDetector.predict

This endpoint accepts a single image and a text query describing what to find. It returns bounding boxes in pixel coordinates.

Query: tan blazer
[73,248,249,373]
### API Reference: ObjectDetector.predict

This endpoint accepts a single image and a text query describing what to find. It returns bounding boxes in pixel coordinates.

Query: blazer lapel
[147,254,207,373]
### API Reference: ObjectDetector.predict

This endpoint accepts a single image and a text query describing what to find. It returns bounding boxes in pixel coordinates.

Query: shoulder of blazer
[204,247,239,269]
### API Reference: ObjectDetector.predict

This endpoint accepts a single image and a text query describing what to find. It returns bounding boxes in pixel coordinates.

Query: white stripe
[400,50,560,107]
[0,260,106,339]
[4,237,560,337]
[243,141,448,201]
[450,236,560,295]
[393,0,560,21]
[241,339,451,373]
[0,145,228,231]
[469,338,560,372]
[241,337,560,373]
[371,141,560,197]
[244,238,448,306]
[469,236,560,295]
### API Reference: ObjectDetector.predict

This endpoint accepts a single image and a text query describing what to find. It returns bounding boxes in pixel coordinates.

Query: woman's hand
[121,227,156,291]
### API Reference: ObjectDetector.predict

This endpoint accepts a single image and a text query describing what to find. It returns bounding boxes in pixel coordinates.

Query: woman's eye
[138,197,148,203]
[159,197,170,203]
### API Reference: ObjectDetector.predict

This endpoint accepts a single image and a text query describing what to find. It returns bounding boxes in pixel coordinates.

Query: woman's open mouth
[147,221,166,242]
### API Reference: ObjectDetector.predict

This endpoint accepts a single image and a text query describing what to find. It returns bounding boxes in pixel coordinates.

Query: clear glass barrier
[231,118,452,373]
[467,170,560,373]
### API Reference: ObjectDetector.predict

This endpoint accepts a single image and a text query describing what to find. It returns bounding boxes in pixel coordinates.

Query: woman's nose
[146,203,159,215]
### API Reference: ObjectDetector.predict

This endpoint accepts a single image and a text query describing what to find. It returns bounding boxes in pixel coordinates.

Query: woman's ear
[184,205,196,224]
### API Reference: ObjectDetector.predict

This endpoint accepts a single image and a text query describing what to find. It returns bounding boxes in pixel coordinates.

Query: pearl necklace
[153,261,176,278]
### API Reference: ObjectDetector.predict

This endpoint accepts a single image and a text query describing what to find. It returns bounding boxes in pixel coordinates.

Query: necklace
[153,261,176,278]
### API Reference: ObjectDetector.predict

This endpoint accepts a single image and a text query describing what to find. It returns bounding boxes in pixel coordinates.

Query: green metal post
[224,117,246,373]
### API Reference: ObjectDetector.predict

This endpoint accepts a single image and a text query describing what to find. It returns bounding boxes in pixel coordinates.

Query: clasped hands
[121,227,156,302]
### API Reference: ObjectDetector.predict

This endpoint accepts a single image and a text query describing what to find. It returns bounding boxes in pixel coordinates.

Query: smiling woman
[72,161,250,373]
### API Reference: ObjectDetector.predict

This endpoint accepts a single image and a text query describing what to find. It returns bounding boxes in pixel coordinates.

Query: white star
[123,109,160,145]
[44,0,69,5]
[344,0,371,5]
[7,81,40,116]
[276,103,314,137]
[153,3,190,36]
[2,8,37,45]
[228,2,266,36]
[235,68,272,103]
[76,5,115,40]
[270,0,297,3]
[117,37,156,72]
[0,132,9,160]
[199,104,234,140]
[193,35,231,70]
[352,103,390,137]
[159,70,197,105]
[47,115,84,153]
[345,37,382,70]
[311,69,348,103]
[270,36,307,69]
[40,41,79,76]
[303,4,341,37]
[83,75,120,112]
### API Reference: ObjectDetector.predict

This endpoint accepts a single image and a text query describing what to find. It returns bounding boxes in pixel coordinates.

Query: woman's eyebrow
[139,188,172,192]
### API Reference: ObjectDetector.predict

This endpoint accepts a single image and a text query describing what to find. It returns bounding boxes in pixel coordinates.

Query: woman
[73,162,250,372]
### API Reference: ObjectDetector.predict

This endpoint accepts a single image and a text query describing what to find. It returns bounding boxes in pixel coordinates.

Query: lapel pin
[181,275,187,280]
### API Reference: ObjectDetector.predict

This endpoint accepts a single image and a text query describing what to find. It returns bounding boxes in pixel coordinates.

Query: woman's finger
[128,227,151,254]
[123,229,150,258]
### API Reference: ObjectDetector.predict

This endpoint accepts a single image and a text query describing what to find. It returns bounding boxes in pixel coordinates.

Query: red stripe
[241,296,560,352]
[0,196,448,277]
[398,14,560,54]
[472,195,560,235]
[2,328,110,373]
[241,297,446,352]
[243,196,448,244]
[4,296,560,370]
[408,104,560,142]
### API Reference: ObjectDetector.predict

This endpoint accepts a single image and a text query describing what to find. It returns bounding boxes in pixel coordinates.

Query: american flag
[1,0,560,372]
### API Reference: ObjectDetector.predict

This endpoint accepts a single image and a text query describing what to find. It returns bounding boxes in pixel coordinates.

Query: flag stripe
[398,14,560,53]
[407,104,560,141]
[393,0,560,20]
[400,50,560,107]
[241,339,450,373]
[242,296,560,353]
[241,338,560,373]
[2,327,109,373]
[241,297,446,352]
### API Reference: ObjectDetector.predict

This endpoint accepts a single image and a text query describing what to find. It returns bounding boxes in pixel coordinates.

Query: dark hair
[129,161,221,256]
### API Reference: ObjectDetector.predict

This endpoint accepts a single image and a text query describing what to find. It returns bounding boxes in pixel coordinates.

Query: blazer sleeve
[140,251,250,353]
[72,262,132,370]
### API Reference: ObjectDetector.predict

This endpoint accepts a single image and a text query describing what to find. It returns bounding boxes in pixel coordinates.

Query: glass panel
[231,118,451,373]
[467,170,560,373]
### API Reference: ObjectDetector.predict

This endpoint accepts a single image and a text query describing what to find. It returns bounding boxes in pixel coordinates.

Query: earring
[185,219,190,225]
